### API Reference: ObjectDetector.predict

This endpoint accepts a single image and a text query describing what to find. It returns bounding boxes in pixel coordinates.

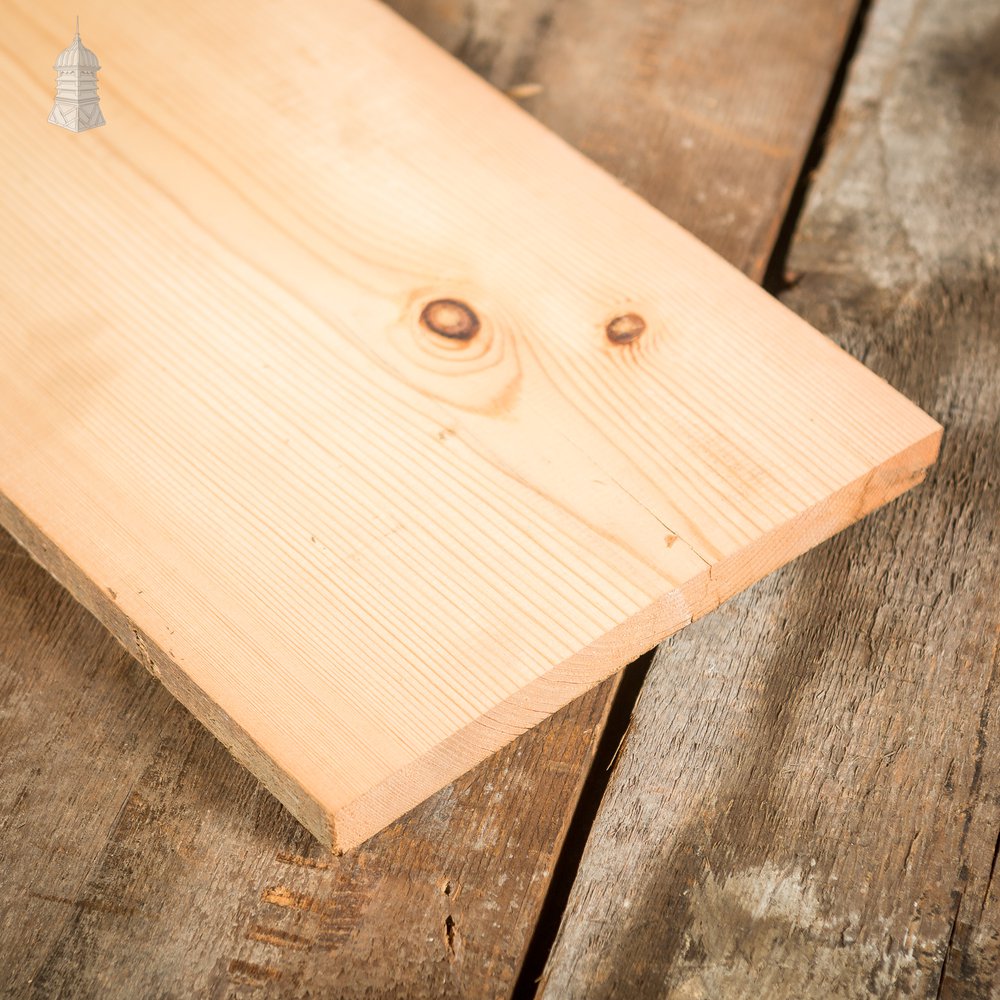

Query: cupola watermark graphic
[49,17,106,132]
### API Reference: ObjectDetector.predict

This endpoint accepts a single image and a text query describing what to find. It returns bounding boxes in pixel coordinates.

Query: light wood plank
[0,0,938,851]
[540,0,1000,994]
[0,1,868,996]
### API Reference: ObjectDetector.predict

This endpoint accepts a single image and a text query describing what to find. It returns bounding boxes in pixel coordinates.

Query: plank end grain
[0,0,940,850]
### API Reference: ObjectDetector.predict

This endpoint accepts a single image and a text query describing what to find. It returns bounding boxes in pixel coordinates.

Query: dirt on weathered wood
[0,1,858,996]
[540,0,1000,996]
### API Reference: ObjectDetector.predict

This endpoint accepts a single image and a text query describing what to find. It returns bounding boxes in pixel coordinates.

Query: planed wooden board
[0,2,868,996]
[0,0,940,851]
[540,0,1000,994]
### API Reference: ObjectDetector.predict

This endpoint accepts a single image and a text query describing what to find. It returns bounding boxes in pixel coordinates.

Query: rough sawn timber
[0,0,893,997]
[540,0,1000,995]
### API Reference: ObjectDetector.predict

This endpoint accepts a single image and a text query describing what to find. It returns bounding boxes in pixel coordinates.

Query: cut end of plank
[0,0,941,852]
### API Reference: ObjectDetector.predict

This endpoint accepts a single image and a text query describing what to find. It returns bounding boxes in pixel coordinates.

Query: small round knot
[420,299,481,341]
[605,312,646,344]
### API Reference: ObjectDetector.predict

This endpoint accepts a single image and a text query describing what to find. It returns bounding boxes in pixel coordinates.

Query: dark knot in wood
[605,312,646,344]
[421,299,481,341]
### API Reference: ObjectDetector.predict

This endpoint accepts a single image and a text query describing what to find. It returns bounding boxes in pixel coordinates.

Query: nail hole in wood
[605,312,646,345]
[421,299,481,341]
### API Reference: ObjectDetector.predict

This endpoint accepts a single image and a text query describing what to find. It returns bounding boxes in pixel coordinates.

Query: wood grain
[540,0,1000,995]
[0,0,938,852]
[0,1,870,997]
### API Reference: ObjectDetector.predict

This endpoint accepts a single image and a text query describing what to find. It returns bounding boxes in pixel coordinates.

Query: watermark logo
[49,17,106,133]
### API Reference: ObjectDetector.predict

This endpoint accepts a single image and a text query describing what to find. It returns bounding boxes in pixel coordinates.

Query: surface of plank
[0,0,938,853]
[0,1,864,997]
[541,0,1000,995]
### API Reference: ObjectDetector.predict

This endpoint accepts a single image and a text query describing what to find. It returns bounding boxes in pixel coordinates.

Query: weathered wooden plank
[0,0,864,996]
[540,0,1000,996]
